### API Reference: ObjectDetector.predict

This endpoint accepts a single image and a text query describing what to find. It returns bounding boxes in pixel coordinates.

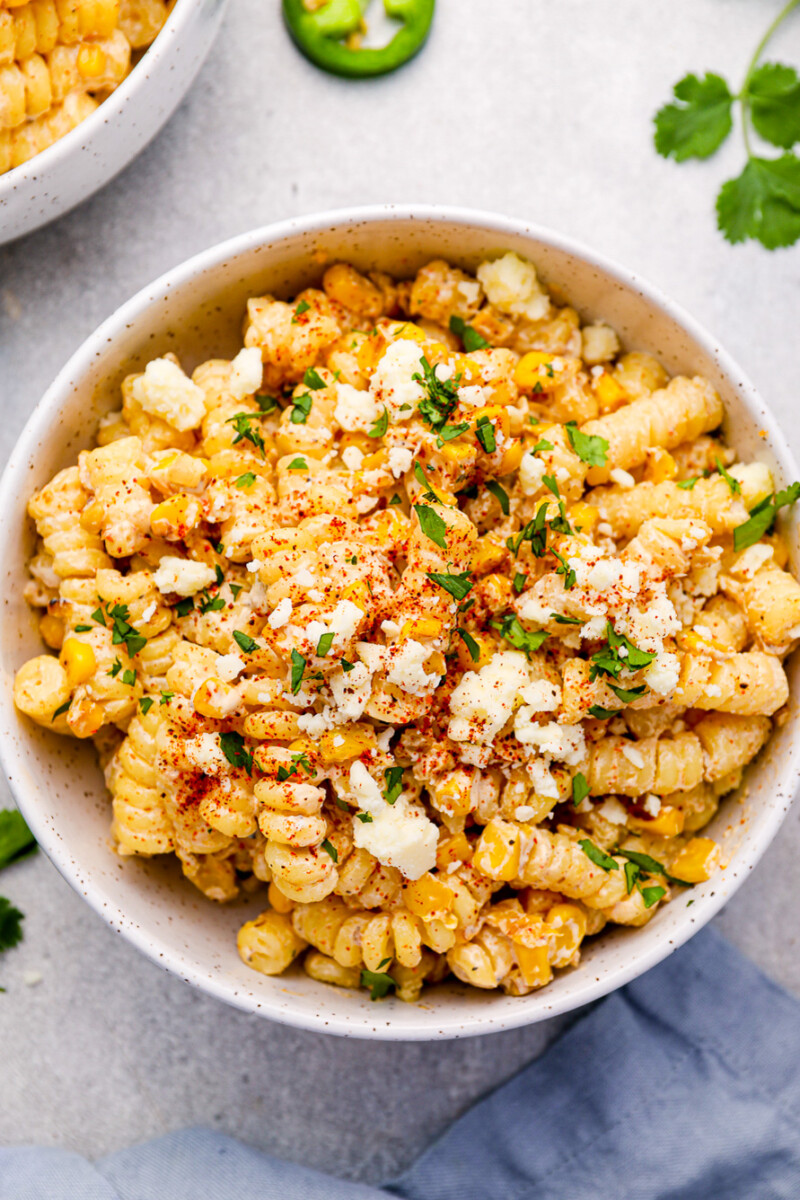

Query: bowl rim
[0,0,200,198]
[2,202,799,1040]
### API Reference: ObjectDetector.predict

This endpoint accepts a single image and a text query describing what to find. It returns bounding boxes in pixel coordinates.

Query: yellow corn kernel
[400,616,442,639]
[473,819,521,881]
[480,572,512,608]
[319,725,376,763]
[150,494,201,539]
[341,580,370,612]
[472,405,511,441]
[670,837,720,883]
[497,440,524,476]
[455,630,495,671]
[516,943,553,988]
[514,351,554,390]
[79,0,120,37]
[435,832,473,871]
[60,638,96,687]
[546,903,587,966]
[680,629,727,655]
[594,372,627,411]
[437,441,474,467]
[77,42,107,77]
[193,678,238,719]
[67,696,105,738]
[268,881,295,913]
[360,449,388,470]
[628,806,685,837]
[473,536,507,575]
[430,773,473,818]
[370,507,407,546]
[39,614,65,649]
[80,498,105,533]
[403,873,455,921]
[338,431,373,454]
[644,448,677,484]
[567,501,599,533]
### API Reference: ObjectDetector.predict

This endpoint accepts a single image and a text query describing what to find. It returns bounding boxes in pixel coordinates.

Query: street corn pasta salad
[14,252,800,1002]
[0,0,173,175]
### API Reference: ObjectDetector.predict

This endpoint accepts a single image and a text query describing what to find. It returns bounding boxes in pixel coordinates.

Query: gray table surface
[1,0,799,1183]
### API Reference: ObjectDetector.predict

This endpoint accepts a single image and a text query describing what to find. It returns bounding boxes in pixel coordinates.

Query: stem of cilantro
[739,0,800,154]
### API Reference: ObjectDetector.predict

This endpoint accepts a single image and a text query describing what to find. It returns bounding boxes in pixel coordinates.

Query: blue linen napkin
[3,927,800,1199]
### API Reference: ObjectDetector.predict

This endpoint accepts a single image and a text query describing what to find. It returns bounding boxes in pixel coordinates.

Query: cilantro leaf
[437,422,470,443]
[531,438,554,454]
[413,356,460,431]
[414,504,448,550]
[290,393,313,424]
[717,154,800,249]
[225,412,265,456]
[492,613,548,657]
[361,966,396,1000]
[654,72,733,161]
[368,407,388,438]
[199,591,226,615]
[616,847,691,887]
[356,812,373,823]
[734,482,800,551]
[175,597,194,618]
[316,632,335,657]
[218,731,253,775]
[456,628,480,662]
[608,682,647,704]
[0,896,24,952]
[513,572,527,595]
[748,62,800,149]
[139,697,154,715]
[572,773,589,809]
[321,838,338,863]
[303,367,326,390]
[553,613,582,625]
[449,314,490,351]
[579,839,618,872]
[426,571,473,600]
[715,456,741,494]
[290,649,306,694]
[475,416,496,454]
[233,630,259,654]
[235,472,257,489]
[542,474,560,498]
[287,456,308,470]
[292,299,310,321]
[0,810,36,870]
[384,766,404,805]
[677,476,699,490]
[640,884,666,908]
[624,860,640,894]
[486,480,510,515]
[588,705,622,719]
[565,422,609,467]
[121,668,136,687]
[255,393,278,414]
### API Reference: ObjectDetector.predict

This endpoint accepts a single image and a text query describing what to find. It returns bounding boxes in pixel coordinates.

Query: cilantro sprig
[0,810,36,870]
[449,314,490,351]
[654,1,800,248]
[733,482,800,550]
[491,613,548,658]
[413,356,460,431]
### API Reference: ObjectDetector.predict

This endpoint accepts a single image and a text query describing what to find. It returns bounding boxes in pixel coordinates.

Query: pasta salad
[13,251,800,1002]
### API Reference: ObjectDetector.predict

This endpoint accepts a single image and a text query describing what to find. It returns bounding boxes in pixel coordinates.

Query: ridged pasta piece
[244,289,342,390]
[27,465,111,578]
[108,702,174,855]
[675,650,788,716]
[693,711,772,782]
[590,476,747,539]
[579,376,723,485]
[79,435,154,557]
[722,560,800,647]
[587,733,703,796]
[237,909,307,976]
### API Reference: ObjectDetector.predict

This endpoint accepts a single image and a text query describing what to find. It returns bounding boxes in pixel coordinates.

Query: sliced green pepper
[283,0,435,79]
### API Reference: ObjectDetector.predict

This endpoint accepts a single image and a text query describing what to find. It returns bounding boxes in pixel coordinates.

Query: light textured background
[1,0,800,1183]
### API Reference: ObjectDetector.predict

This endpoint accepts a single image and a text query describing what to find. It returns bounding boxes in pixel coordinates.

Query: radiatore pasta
[13,250,800,1002]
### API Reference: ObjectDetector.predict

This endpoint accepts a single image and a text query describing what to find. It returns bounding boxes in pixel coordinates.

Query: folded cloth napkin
[3,927,800,1200]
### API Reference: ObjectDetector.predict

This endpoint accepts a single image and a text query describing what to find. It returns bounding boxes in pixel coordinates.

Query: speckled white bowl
[1,205,798,1039]
[0,0,227,245]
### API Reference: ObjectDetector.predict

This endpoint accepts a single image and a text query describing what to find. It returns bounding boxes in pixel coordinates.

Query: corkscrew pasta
[0,0,173,174]
[14,251,800,1002]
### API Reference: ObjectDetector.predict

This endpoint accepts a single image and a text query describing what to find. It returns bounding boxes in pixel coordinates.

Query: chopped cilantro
[413,355,460,431]
[51,700,70,721]
[121,668,136,687]
[230,584,243,599]
[233,630,259,654]
[0,810,36,869]
[715,455,741,494]
[531,438,554,454]
[199,591,226,615]
[73,624,92,633]
[733,482,800,551]
[616,847,691,887]
[566,422,609,467]
[624,860,640,894]
[159,691,174,705]
[235,472,257,489]
[551,549,576,589]
[255,393,278,414]
[321,838,338,863]
[316,632,335,656]
[106,603,147,657]
[426,571,473,600]
[572,773,590,809]
[368,407,389,438]
[590,622,656,679]
[287,456,308,470]
[579,839,619,871]
[292,299,310,322]
[492,613,548,657]
[553,613,582,625]
[91,607,106,626]
[0,897,24,953]
[139,697,154,715]
[486,480,510,515]
[388,494,402,506]
[340,659,355,672]
[290,649,306,694]
[225,411,265,457]
[542,474,560,498]
[384,766,404,805]
[356,812,373,823]
[290,393,313,424]
[512,572,527,594]
[588,705,622,719]
[218,731,253,775]
[361,965,396,1000]
[108,659,122,678]
[175,597,194,618]
[449,314,490,351]
[303,367,326,390]
[676,476,699,490]
[414,504,448,550]
[475,415,496,454]
[456,628,480,662]
[608,682,647,703]
[640,884,666,908]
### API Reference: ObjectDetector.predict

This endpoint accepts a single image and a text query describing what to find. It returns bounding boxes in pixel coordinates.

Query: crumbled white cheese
[141,601,156,623]
[352,798,438,880]
[621,743,645,769]
[729,460,773,508]
[332,734,345,748]
[184,732,227,773]
[356,642,387,672]
[348,760,386,813]
[457,384,493,407]
[515,718,586,766]
[599,797,629,825]
[476,252,550,322]
[580,615,608,641]
[517,593,555,625]
[643,651,681,696]
[342,445,365,471]
[581,323,620,365]
[643,793,662,817]
[334,381,380,432]
[435,362,453,381]
[369,339,426,424]
[519,451,546,496]
[131,357,206,432]
[527,758,560,798]
[705,683,723,698]
[329,662,373,722]
[153,556,217,597]
[515,805,535,822]
[229,346,263,398]
[297,711,336,736]
[610,467,636,489]
[519,679,562,711]
[246,559,263,574]
[386,639,439,697]
[216,653,245,682]
[23,970,43,987]
[456,279,481,305]
[381,619,401,639]
[388,445,414,478]
[293,566,316,588]
[268,597,293,629]
[448,651,530,744]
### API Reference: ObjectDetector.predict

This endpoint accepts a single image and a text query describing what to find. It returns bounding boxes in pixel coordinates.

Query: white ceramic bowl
[2,205,798,1039]
[0,0,227,245]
